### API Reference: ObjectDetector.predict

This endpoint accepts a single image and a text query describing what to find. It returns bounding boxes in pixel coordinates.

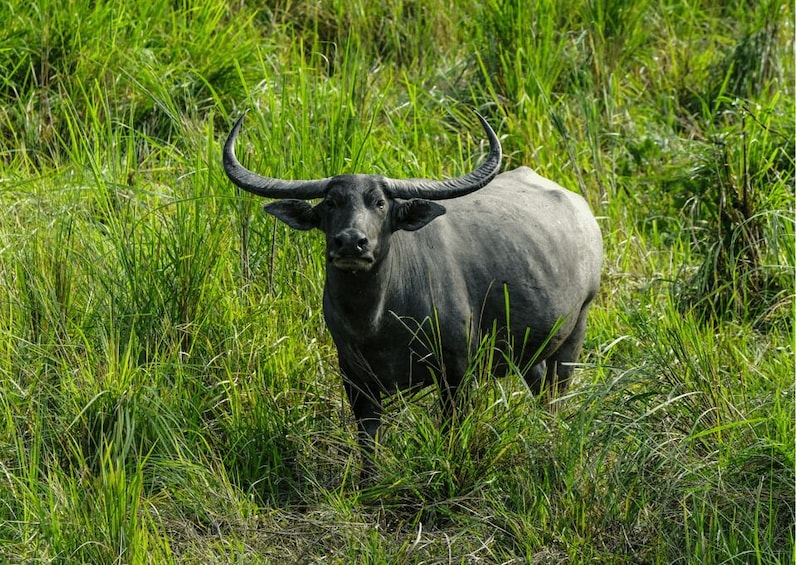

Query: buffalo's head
[222,112,502,273]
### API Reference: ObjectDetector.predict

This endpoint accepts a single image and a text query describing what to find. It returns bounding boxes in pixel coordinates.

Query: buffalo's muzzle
[329,228,374,271]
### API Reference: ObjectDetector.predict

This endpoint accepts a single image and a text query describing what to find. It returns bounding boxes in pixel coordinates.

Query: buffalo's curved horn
[384,112,502,200]
[223,111,330,199]
[223,110,501,201]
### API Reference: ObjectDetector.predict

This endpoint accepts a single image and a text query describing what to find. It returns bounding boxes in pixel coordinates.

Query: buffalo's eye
[325,199,338,209]
[376,199,386,210]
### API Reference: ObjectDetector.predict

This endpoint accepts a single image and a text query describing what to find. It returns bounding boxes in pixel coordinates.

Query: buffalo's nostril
[334,229,369,255]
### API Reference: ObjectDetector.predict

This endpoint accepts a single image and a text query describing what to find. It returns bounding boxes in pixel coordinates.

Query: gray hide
[223,113,603,463]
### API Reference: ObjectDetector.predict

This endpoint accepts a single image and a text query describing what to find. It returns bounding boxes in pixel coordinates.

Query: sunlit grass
[0,0,793,562]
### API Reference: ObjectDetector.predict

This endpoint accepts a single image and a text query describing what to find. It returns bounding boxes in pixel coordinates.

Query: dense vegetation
[0,0,793,562]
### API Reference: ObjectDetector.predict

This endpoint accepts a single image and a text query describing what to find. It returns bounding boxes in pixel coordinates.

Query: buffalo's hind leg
[541,305,591,410]
[522,360,547,396]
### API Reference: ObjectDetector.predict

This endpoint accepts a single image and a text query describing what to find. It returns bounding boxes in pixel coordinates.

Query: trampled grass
[0,0,793,563]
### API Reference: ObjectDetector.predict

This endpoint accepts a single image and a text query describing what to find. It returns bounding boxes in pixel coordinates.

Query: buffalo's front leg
[438,354,467,434]
[343,380,382,477]
[438,380,460,434]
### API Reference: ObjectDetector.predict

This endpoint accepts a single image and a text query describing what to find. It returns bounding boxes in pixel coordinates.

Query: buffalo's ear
[392,199,446,232]
[264,200,319,231]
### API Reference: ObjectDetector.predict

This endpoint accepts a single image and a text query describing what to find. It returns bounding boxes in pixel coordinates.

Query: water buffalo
[223,112,602,463]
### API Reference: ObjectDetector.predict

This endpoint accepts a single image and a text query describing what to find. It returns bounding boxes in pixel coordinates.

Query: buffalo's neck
[324,254,391,340]
[324,237,422,341]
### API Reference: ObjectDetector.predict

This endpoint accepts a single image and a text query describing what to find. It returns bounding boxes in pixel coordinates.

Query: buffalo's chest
[366,340,435,392]
[329,315,446,393]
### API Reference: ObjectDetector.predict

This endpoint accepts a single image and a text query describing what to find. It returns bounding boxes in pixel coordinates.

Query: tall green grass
[1,0,793,562]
